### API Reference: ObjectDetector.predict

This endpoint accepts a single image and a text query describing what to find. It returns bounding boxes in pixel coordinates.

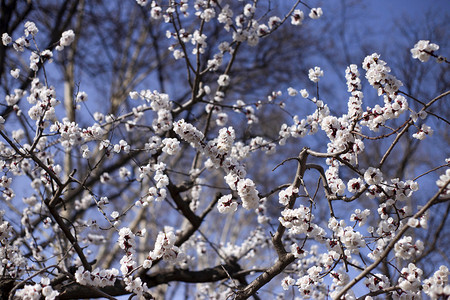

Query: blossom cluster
[13,277,59,300]
[361,54,409,131]
[144,230,185,267]
[278,185,299,206]
[328,217,365,254]
[74,266,119,287]
[396,263,423,298]
[422,266,450,299]
[217,194,237,213]
[410,40,439,62]
[280,206,319,237]
[394,236,424,260]
[130,89,173,134]
[0,210,27,279]
[174,119,260,210]
[117,227,151,297]
[436,168,450,197]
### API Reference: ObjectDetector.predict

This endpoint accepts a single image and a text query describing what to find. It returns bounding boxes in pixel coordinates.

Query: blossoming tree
[0,1,449,299]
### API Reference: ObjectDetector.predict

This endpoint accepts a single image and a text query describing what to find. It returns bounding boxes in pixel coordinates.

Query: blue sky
[355,0,449,47]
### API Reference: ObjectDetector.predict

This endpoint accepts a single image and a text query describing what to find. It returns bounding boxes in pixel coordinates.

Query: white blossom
[436,168,450,198]
[308,66,323,83]
[411,40,439,62]
[161,138,180,155]
[76,91,88,103]
[423,266,450,299]
[412,123,433,140]
[2,33,12,45]
[364,167,383,185]
[291,9,304,25]
[394,236,423,260]
[278,185,298,206]
[56,29,75,51]
[24,21,38,37]
[309,7,323,19]
[217,74,230,86]
[217,194,237,213]
[281,276,295,290]
[75,266,119,287]
[300,89,309,98]
[10,68,20,79]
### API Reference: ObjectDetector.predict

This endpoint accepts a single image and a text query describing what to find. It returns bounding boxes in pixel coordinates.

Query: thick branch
[235,253,295,300]
[58,260,242,299]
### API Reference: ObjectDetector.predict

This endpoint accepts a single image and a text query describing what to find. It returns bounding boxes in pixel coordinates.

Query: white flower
[56,29,75,51]
[145,187,167,203]
[113,139,130,153]
[300,89,309,98]
[151,5,162,19]
[412,124,433,140]
[136,0,148,6]
[281,276,295,290]
[10,68,20,79]
[129,91,139,99]
[119,167,131,178]
[364,167,383,185]
[173,49,184,59]
[436,168,450,198]
[308,66,323,83]
[398,263,423,293]
[279,206,312,234]
[162,138,180,155]
[111,211,120,219]
[237,178,259,209]
[13,36,29,52]
[347,178,365,193]
[309,7,323,19]
[394,236,423,260]
[2,33,12,46]
[60,29,75,46]
[118,227,135,251]
[291,9,304,25]
[217,126,235,155]
[173,119,205,149]
[365,274,390,292]
[75,266,119,288]
[24,21,38,36]
[12,129,25,141]
[290,243,307,258]
[150,230,184,264]
[287,87,298,96]
[41,49,53,63]
[199,8,215,22]
[350,208,370,226]
[216,112,228,126]
[411,40,439,62]
[143,259,152,269]
[335,225,365,252]
[243,4,255,17]
[217,74,230,86]
[217,194,237,213]
[423,266,450,299]
[154,172,169,188]
[278,185,298,206]
[76,91,88,102]
[268,16,281,29]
